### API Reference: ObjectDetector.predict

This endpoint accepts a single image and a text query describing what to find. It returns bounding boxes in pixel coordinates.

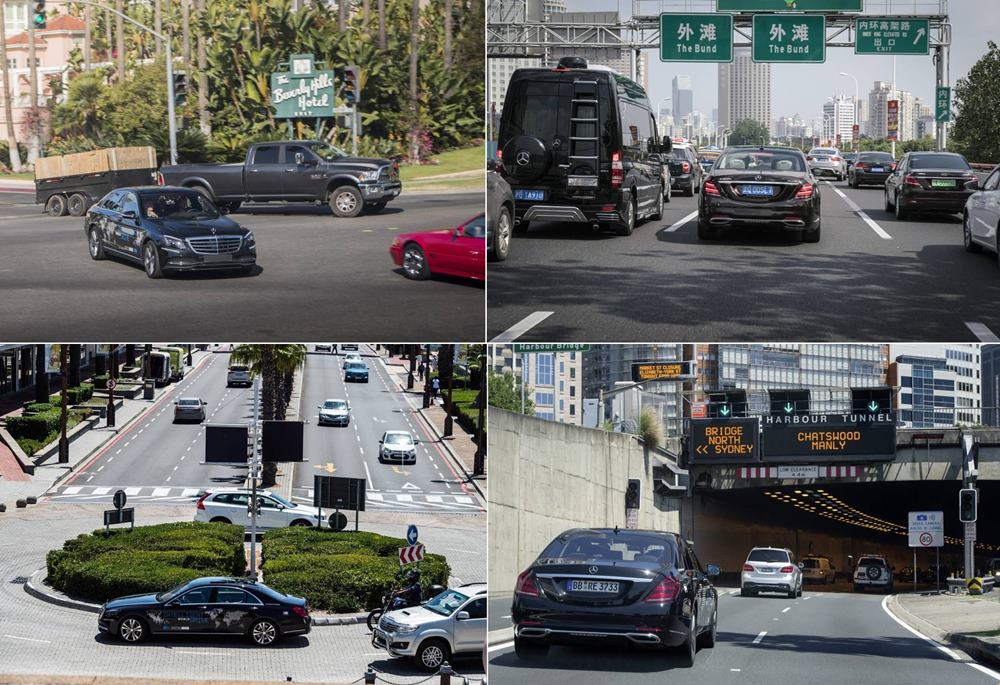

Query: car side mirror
[965,179,980,191]
[202,401,207,405]
[294,152,306,165]
[455,611,470,621]
[123,210,138,220]
[798,562,804,569]
[173,401,178,405]
[661,137,672,153]
[706,564,720,577]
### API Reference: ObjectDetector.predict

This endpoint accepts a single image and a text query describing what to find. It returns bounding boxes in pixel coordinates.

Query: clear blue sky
[564,0,999,123]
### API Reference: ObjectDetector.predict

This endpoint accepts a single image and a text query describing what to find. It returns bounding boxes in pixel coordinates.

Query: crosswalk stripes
[45,485,206,504]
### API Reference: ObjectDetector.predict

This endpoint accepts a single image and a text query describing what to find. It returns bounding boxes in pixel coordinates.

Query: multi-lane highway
[0,189,483,341]
[487,589,1000,685]
[45,346,485,516]
[488,180,1000,342]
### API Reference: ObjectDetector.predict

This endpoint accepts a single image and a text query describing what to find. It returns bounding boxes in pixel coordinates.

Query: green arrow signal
[868,401,879,412]
[784,402,794,414]
[720,405,731,417]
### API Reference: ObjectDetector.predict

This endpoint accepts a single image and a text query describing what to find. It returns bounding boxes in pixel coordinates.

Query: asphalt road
[488,180,1000,342]
[487,589,1000,685]
[44,347,485,515]
[0,190,483,341]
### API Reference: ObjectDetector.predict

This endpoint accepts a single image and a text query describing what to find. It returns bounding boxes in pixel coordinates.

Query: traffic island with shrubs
[261,528,451,613]
[46,522,246,603]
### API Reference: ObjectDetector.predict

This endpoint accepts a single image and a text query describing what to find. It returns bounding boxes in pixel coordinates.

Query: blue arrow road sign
[407,524,419,546]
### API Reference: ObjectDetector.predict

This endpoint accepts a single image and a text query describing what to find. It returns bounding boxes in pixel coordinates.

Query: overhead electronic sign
[718,0,861,10]
[631,360,693,383]
[689,417,760,464]
[760,412,896,462]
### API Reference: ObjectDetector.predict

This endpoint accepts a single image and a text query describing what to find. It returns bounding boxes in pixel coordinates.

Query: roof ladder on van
[568,79,600,174]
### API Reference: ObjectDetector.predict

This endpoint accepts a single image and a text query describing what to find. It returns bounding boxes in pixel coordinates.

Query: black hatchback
[98,577,311,646]
[511,528,719,668]
[85,186,257,278]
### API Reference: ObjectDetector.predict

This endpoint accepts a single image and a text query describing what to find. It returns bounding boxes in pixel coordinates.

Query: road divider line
[782,607,790,613]
[752,631,767,644]
[491,311,554,342]
[825,182,892,239]
[965,321,1000,342]
[661,210,699,233]
[3,634,51,644]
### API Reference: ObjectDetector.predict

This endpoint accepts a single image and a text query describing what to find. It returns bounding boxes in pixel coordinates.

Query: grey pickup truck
[159,140,402,217]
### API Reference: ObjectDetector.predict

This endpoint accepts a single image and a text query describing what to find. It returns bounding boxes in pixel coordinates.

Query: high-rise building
[983,345,1000,427]
[892,344,981,426]
[491,346,583,425]
[672,75,693,123]
[868,80,916,141]
[890,357,959,428]
[822,95,857,148]
[718,47,772,134]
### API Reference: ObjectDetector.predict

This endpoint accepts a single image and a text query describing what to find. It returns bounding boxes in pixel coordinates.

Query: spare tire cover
[502,135,550,183]
[866,565,881,580]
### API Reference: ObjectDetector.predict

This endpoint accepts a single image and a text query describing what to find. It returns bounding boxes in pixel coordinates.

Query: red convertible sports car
[390,213,485,282]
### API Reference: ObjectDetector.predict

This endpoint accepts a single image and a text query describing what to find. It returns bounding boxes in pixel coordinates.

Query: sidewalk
[379,352,487,502]
[888,591,1000,668]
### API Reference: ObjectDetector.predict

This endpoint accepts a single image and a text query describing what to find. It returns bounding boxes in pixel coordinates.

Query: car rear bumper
[513,621,687,648]
[742,572,798,592]
[700,197,819,230]
[670,174,695,189]
[853,171,891,184]
[512,190,629,226]
[900,191,972,212]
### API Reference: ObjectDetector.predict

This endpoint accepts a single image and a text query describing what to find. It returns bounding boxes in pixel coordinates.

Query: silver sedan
[963,164,1000,266]
[173,397,207,423]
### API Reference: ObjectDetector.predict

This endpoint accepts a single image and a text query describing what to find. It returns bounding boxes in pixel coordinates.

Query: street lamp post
[840,72,860,151]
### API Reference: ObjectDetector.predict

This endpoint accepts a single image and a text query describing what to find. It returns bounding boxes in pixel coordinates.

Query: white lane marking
[3,635,51,644]
[491,311,554,343]
[825,182,892,239]
[182,488,200,496]
[115,449,122,455]
[752,631,767,644]
[165,476,172,482]
[86,475,94,482]
[782,607,790,613]
[106,457,114,463]
[662,209,699,233]
[124,487,141,496]
[97,465,104,472]
[803,596,811,600]
[63,486,82,494]
[881,595,1000,679]
[488,640,515,653]
[363,460,375,489]
[92,487,111,495]
[965,321,1000,342]
[730,668,742,672]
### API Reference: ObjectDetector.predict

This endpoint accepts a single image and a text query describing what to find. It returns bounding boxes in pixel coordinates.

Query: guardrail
[970,163,996,171]
[360,662,484,685]
[945,576,995,594]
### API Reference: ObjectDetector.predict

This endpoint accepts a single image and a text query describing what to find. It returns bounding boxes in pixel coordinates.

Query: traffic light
[172,72,187,106]
[707,390,747,418]
[768,389,810,417]
[33,0,46,29]
[625,479,640,510]
[959,488,977,523]
[342,65,360,106]
[851,387,892,414]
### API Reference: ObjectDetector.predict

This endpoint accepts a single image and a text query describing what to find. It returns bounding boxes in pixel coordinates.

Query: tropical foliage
[951,40,1000,164]
[487,370,534,416]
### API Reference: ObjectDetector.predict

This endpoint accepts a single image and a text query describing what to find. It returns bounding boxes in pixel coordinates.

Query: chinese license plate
[740,184,774,197]
[871,167,884,172]
[567,579,620,593]
[931,179,956,188]
[514,189,546,201]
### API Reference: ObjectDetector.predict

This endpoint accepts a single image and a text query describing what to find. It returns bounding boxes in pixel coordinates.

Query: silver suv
[741,547,803,598]
[226,365,251,387]
[373,582,487,672]
[853,555,894,593]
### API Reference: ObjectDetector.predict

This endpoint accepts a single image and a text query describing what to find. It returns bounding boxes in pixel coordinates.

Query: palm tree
[439,344,454,437]
[408,0,420,161]
[34,345,48,404]
[115,0,125,79]
[0,0,23,172]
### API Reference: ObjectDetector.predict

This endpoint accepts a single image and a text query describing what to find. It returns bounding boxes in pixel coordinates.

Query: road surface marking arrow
[313,462,337,473]
[401,482,420,490]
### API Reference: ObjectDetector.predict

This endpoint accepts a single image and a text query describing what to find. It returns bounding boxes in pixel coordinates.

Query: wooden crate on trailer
[34,146,158,181]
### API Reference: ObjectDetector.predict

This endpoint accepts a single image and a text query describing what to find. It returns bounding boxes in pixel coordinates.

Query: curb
[886,594,1000,669]
[488,627,514,647]
[25,568,102,614]
[311,613,367,626]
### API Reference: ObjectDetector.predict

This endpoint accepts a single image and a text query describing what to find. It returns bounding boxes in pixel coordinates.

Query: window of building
[535,392,554,406]
[536,354,554,386]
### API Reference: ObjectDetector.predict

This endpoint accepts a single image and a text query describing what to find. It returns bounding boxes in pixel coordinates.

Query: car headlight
[162,235,185,251]
[391,238,401,247]
[357,170,381,182]
[393,624,419,635]
[244,231,255,247]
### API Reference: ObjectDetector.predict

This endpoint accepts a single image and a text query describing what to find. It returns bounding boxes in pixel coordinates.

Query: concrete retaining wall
[488,409,681,594]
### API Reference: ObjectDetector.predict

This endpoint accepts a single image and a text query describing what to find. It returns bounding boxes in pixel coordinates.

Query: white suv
[741,547,803,598]
[853,555,894,593]
[373,582,487,672]
[195,490,324,529]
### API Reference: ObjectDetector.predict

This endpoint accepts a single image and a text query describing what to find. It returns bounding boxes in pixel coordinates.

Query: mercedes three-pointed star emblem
[516,150,531,166]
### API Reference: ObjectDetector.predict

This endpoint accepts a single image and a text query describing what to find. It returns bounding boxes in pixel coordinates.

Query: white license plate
[567,579,620,593]
[758,568,774,573]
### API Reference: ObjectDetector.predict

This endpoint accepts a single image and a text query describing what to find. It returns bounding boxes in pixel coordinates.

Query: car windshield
[423,589,470,617]
[859,153,894,163]
[748,549,790,563]
[307,143,348,161]
[229,366,247,372]
[538,531,679,566]
[141,192,219,220]
[801,559,820,568]
[385,433,413,445]
[717,151,805,172]
[268,493,295,508]
[347,362,367,371]
[909,154,970,170]
[666,148,691,160]
[323,400,348,410]
[178,399,201,406]
[155,580,193,602]
[859,557,886,567]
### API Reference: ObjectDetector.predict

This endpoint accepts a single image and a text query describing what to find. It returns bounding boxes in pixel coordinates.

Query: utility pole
[58,346,69,464]
[27,16,39,162]
[0,0,23,172]
[249,377,262,580]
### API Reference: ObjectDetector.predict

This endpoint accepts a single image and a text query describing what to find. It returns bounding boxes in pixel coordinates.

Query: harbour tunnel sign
[760,412,896,463]
[690,418,760,464]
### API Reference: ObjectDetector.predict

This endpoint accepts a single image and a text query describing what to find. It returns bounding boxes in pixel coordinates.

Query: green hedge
[47,383,95,405]
[6,411,62,441]
[46,522,246,602]
[261,528,451,612]
[23,403,54,414]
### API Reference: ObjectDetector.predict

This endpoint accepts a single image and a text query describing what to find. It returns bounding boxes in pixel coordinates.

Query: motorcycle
[367,583,447,632]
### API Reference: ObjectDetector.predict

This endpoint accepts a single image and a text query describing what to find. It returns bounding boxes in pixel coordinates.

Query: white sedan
[342,353,362,369]
[195,489,324,529]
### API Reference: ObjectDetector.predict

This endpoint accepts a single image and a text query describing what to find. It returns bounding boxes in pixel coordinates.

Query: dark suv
[512,528,719,668]
[497,56,671,236]
[666,144,702,196]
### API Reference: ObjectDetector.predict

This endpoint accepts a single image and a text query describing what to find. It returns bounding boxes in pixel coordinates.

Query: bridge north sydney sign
[760,412,897,463]
[690,418,760,465]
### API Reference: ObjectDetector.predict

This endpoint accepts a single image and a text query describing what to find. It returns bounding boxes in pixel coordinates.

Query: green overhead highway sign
[512,344,591,353]
[660,13,733,63]
[718,0,861,11]
[752,14,826,63]
[936,86,951,122]
[855,17,929,55]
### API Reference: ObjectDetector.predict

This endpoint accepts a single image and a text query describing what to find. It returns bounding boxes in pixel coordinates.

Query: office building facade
[491,346,583,425]
[984,345,1000,427]
[718,48,772,133]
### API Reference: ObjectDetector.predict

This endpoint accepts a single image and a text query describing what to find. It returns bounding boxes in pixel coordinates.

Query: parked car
[373,582,487,671]
[317,398,351,426]
[853,555,894,593]
[497,56,670,236]
[511,528,719,668]
[741,547,803,598]
[85,186,257,279]
[345,361,369,383]
[195,489,324,529]
[341,344,359,351]
[848,151,896,188]
[342,353,362,368]
[487,168,514,261]
[698,146,821,243]
[963,164,1000,267]
[665,143,702,197]
[226,365,252,387]
[390,213,486,282]
[379,430,418,464]
[160,140,401,217]
[315,344,333,352]
[173,397,207,423]
[885,151,978,219]
[800,555,836,584]
[98,576,310,645]
[806,147,846,180]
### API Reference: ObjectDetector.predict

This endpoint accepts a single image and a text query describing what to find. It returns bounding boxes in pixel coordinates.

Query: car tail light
[831,156,842,162]
[795,183,814,199]
[515,570,541,597]
[156,171,165,186]
[291,605,309,619]
[904,174,922,187]
[681,161,691,174]
[196,493,210,510]
[854,162,866,170]
[742,564,754,572]
[611,150,623,188]
[703,179,721,196]
[644,576,680,603]
[806,155,813,161]
[780,566,795,573]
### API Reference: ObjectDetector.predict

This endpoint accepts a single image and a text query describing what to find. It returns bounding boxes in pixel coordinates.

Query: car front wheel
[415,638,451,672]
[402,243,431,280]
[143,242,163,279]
[964,213,982,252]
[329,186,363,218]
[89,227,105,260]
[118,616,147,643]
[249,619,279,646]
[68,193,90,217]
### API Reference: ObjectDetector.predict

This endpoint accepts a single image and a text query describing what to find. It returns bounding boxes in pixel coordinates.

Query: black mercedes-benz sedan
[698,146,821,243]
[98,577,311,646]
[84,186,256,278]
[884,151,978,220]
[511,528,719,668]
